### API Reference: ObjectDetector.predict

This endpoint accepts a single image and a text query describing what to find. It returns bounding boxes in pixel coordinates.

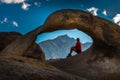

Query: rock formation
[0,9,120,80]
[0,32,45,62]
[0,32,83,80]
[0,32,21,52]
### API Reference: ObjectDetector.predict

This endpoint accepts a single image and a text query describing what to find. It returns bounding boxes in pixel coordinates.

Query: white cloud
[0,17,8,24]
[3,18,8,22]
[13,21,19,27]
[0,21,3,24]
[34,2,41,7]
[113,14,120,26]
[0,0,25,4]
[0,0,32,11]
[22,2,31,10]
[87,7,98,16]
[0,18,19,27]
[102,10,107,16]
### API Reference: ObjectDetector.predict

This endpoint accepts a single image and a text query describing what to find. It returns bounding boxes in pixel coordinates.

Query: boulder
[24,43,45,61]
[0,32,21,52]
[0,32,45,62]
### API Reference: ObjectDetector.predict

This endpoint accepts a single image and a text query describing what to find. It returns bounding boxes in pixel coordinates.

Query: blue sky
[0,0,120,43]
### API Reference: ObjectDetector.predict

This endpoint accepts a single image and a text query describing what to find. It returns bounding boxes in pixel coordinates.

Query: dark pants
[67,46,81,57]
[70,46,81,54]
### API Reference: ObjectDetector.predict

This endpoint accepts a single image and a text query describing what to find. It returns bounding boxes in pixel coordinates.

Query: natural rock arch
[1,9,120,57]
[42,9,120,58]
[0,9,120,79]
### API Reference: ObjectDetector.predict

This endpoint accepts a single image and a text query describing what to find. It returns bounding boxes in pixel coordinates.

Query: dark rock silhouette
[24,43,45,61]
[0,32,22,52]
[0,56,83,80]
[0,9,120,80]
[0,32,45,62]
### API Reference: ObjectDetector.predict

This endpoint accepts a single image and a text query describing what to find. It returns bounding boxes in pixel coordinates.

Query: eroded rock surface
[0,32,22,52]
[0,9,120,80]
[0,32,45,62]
[0,56,83,80]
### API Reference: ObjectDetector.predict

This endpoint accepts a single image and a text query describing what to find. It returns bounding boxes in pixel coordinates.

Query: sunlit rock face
[0,9,120,80]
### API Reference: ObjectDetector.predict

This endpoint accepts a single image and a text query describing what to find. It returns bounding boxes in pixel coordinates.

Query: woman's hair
[77,38,80,41]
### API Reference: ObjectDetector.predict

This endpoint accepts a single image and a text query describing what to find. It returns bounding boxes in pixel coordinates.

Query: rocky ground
[0,56,85,80]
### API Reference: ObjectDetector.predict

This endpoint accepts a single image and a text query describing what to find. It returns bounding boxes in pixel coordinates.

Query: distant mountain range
[39,35,92,60]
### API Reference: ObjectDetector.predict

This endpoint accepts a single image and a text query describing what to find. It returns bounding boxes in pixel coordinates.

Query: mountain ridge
[39,34,92,60]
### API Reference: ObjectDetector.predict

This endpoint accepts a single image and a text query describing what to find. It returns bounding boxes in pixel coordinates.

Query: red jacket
[74,41,82,51]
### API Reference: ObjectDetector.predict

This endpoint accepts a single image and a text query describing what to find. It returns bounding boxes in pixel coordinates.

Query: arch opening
[36,29,93,60]
[0,9,119,63]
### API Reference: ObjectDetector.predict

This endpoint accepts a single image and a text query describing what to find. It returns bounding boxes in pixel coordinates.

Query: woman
[67,38,82,57]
